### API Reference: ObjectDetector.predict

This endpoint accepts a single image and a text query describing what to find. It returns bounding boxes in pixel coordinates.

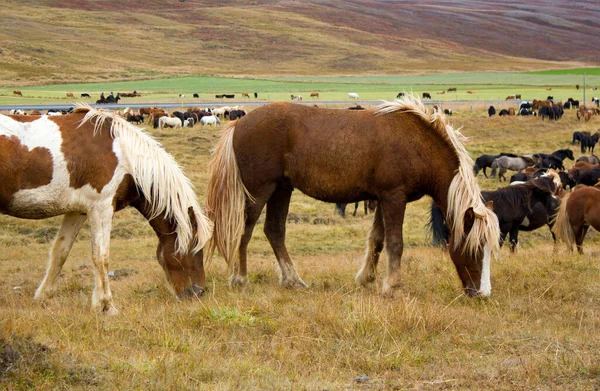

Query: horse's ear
[463,207,476,231]
[188,206,198,232]
[485,200,494,211]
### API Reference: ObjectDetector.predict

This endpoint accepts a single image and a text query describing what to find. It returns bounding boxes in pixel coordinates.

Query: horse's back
[232,102,450,202]
[0,112,122,218]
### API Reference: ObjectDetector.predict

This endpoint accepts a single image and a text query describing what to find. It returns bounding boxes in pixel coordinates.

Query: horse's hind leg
[89,204,118,315]
[355,206,384,288]
[264,185,307,288]
[575,225,589,255]
[233,195,269,287]
[34,213,87,301]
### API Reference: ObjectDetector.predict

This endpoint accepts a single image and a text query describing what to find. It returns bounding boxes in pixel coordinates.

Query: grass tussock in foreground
[1,105,600,390]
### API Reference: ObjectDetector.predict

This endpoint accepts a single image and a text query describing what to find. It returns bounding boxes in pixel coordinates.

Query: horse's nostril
[181,284,205,299]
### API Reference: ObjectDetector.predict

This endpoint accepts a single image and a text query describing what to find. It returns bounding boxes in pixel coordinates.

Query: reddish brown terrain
[1,1,598,84]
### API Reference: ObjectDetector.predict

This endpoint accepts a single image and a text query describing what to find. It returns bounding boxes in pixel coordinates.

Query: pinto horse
[206,97,500,297]
[554,187,600,254]
[0,106,213,314]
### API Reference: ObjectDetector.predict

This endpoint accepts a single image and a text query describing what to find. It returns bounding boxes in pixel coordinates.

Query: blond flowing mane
[376,96,500,257]
[74,104,213,254]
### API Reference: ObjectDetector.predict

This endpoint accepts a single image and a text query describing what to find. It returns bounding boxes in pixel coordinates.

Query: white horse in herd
[200,115,221,126]
[158,116,182,129]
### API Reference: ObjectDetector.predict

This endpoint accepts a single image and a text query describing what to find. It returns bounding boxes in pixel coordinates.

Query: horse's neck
[133,198,176,240]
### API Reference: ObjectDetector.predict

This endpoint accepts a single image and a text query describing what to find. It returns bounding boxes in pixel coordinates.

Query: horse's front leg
[508,226,519,253]
[89,204,118,315]
[34,213,88,301]
[379,191,408,297]
[575,225,589,255]
[355,206,384,288]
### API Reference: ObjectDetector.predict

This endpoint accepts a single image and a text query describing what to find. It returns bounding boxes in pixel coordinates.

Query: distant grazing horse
[0,106,212,314]
[576,155,600,165]
[159,116,183,129]
[554,187,600,254]
[431,173,559,252]
[200,115,221,126]
[444,109,452,116]
[483,174,558,251]
[241,92,250,98]
[66,92,74,98]
[348,92,360,99]
[488,106,496,117]
[206,97,500,297]
[447,87,457,92]
[533,149,574,170]
[193,93,199,98]
[581,133,600,154]
[572,131,591,145]
[474,152,518,178]
[491,156,535,181]
[13,90,22,96]
[229,109,246,121]
[422,92,431,99]
[310,92,319,98]
[81,93,91,98]
[396,92,405,99]
[499,109,509,116]
[291,94,302,101]
[335,200,377,217]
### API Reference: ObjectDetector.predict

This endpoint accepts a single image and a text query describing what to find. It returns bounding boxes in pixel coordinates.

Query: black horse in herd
[430,173,560,252]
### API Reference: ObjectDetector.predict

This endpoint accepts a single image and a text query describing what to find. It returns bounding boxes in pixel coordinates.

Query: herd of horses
[1,94,600,315]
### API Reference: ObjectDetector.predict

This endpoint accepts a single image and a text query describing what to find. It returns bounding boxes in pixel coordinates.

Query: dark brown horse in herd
[206,97,500,297]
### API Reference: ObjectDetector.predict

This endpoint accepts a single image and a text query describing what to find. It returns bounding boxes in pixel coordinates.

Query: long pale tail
[490,159,498,177]
[552,192,574,250]
[205,123,252,272]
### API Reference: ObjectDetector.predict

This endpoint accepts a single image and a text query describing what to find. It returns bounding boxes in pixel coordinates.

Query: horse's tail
[427,202,450,247]
[490,158,499,177]
[76,105,213,255]
[205,123,252,272]
[552,192,574,251]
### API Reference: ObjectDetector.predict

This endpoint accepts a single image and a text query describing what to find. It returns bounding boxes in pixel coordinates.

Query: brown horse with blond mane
[553,186,600,254]
[206,95,500,297]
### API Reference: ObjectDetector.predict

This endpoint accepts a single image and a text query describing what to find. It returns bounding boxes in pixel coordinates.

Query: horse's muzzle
[464,282,480,297]
[180,284,205,299]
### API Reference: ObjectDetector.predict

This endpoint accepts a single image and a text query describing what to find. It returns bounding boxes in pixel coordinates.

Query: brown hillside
[1,0,598,85]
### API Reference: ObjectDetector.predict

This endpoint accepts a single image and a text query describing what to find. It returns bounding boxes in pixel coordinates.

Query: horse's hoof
[228,274,249,288]
[282,279,309,289]
[103,306,119,316]
[355,273,376,288]
[181,284,205,299]
[464,287,479,297]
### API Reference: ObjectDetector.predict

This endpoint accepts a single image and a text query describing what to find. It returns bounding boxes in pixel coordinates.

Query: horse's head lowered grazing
[206,95,499,297]
[0,105,213,314]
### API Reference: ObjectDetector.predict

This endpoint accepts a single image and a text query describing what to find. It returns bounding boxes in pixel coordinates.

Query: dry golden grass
[1,105,600,390]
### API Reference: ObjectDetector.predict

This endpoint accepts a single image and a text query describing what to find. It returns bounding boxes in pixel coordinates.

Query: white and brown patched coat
[0,107,212,314]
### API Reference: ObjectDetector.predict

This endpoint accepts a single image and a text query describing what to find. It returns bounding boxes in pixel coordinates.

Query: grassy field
[2,70,600,106]
[1,101,600,389]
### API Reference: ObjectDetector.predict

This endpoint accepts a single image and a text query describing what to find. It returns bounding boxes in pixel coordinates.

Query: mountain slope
[0,0,598,86]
